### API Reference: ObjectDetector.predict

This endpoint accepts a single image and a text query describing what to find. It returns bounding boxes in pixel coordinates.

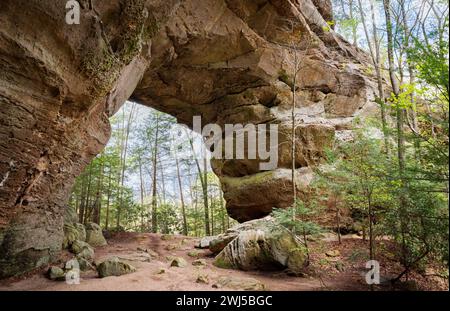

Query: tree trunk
[83,165,93,224]
[349,0,358,47]
[384,0,409,270]
[93,159,104,224]
[78,172,87,223]
[202,154,210,235]
[105,163,113,230]
[335,196,341,244]
[176,155,188,236]
[138,155,146,231]
[151,114,160,233]
[116,104,136,228]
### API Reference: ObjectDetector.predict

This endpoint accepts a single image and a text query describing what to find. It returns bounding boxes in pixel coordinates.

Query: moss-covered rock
[213,217,307,273]
[75,223,86,242]
[192,259,207,266]
[209,234,237,254]
[170,257,187,268]
[62,222,87,249]
[97,257,136,278]
[196,274,209,284]
[63,223,78,249]
[70,240,94,262]
[85,223,107,247]
[47,266,65,281]
[187,250,201,258]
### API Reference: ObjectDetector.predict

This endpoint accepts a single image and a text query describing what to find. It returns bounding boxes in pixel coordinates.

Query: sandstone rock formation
[0,0,378,278]
[213,217,308,274]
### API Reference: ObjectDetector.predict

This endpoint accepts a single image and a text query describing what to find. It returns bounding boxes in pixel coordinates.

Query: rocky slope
[0,0,378,278]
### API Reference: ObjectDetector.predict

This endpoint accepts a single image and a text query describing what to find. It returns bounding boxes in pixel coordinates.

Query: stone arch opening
[0,0,377,278]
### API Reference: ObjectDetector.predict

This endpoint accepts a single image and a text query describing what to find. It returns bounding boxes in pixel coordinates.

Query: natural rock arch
[0,0,377,278]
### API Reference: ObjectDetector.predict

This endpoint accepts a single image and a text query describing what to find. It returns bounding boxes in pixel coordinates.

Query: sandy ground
[0,233,447,291]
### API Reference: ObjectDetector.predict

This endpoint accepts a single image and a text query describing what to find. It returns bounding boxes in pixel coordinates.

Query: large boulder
[85,223,107,247]
[97,257,136,278]
[63,223,79,250]
[209,233,238,254]
[70,240,94,262]
[62,223,87,249]
[213,218,308,274]
[196,236,216,249]
[75,224,87,242]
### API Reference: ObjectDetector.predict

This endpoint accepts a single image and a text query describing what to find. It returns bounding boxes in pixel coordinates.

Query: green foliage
[409,35,449,100]
[272,201,322,237]
[316,120,448,269]
[69,103,233,237]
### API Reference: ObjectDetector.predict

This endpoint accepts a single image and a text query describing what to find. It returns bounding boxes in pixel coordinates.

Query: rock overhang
[0,0,379,278]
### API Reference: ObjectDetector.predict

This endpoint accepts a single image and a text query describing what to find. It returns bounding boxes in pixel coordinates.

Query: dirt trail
[0,233,445,291]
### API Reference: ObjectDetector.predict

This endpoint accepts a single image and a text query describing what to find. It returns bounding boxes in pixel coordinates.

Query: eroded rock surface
[213,217,308,274]
[0,0,378,278]
[131,0,378,222]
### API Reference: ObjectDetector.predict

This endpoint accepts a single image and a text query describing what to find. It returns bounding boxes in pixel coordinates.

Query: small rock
[192,259,207,266]
[187,250,201,258]
[97,257,136,278]
[78,257,95,271]
[157,268,166,274]
[326,250,341,257]
[161,234,174,241]
[335,261,345,272]
[47,266,65,281]
[165,244,179,251]
[137,247,159,258]
[196,274,209,284]
[170,257,187,268]
[212,276,265,291]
